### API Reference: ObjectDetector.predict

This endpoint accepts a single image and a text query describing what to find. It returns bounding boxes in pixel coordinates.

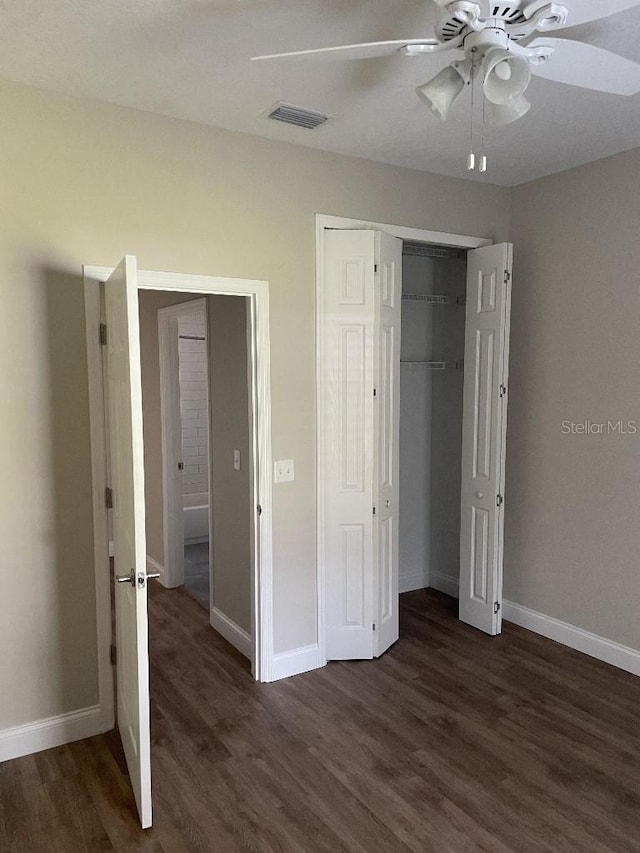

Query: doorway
[399,242,468,599]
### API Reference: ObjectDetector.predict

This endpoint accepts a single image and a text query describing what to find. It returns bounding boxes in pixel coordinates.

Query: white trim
[271,644,324,681]
[316,215,492,251]
[146,555,166,587]
[399,571,430,594]
[83,278,115,734]
[84,265,273,684]
[503,600,640,678]
[429,571,460,599]
[210,607,252,660]
[316,214,492,667]
[0,705,109,763]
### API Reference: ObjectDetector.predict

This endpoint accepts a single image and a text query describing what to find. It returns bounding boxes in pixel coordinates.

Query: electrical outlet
[233,449,241,471]
[274,459,294,483]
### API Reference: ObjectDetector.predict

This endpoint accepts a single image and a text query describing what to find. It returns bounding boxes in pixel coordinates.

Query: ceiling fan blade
[529,38,640,95]
[548,0,640,29]
[252,39,452,63]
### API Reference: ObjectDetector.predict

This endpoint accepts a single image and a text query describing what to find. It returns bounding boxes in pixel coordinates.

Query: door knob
[116,570,136,586]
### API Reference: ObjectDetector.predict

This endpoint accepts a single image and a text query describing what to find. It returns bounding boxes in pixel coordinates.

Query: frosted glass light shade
[485,94,531,125]
[416,61,470,120]
[483,49,532,105]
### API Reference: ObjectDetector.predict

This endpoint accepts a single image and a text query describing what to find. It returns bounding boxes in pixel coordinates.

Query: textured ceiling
[1,0,639,186]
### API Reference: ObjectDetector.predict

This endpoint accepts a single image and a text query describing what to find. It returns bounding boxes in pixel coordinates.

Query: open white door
[105,256,153,828]
[373,232,402,657]
[321,229,402,660]
[459,243,512,635]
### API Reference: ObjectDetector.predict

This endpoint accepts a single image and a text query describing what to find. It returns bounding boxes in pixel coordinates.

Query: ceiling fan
[252,1,640,170]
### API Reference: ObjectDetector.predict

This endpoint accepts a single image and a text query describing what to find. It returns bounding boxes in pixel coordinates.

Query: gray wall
[209,295,252,635]
[429,257,466,590]
[0,77,510,732]
[399,255,434,592]
[507,148,640,650]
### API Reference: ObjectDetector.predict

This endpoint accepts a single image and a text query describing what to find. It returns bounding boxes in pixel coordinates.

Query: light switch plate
[274,459,294,483]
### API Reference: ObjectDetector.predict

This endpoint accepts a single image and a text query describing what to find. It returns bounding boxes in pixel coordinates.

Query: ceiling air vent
[267,102,329,130]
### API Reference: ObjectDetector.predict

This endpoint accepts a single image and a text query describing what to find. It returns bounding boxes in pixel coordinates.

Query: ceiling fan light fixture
[483,49,532,104]
[416,59,472,121]
[485,94,532,126]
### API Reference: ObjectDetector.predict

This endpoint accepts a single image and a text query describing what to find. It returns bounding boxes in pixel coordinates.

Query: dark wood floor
[3,587,640,852]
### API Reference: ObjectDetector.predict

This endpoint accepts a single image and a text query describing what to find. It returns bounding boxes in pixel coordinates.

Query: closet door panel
[322,230,376,660]
[459,243,512,635]
[374,231,402,657]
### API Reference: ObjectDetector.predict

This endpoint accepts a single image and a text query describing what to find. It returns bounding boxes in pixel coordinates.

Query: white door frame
[157,298,208,590]
[315,214,492,665]
[84,266,274,689]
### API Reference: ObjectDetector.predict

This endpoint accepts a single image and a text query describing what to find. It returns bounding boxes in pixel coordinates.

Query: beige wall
[507,148,640,650]
[209,296,252,634]
[138,290,202,566]
[0,78,509,731]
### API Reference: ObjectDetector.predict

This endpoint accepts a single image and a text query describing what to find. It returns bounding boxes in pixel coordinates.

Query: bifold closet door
[320,229,402,660]
[459,243,513,635]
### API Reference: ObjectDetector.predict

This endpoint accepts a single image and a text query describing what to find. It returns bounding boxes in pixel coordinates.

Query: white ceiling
[2,0,640,186]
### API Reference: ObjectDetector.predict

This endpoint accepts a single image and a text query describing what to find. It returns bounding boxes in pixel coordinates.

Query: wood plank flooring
[3,587,640,852]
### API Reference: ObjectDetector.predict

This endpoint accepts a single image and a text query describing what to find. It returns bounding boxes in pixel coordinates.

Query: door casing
[84,266,274,694]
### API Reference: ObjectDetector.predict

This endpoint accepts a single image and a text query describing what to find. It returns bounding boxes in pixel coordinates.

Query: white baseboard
[429,571,459,599]
[271,643,323,681]
[147,554,167,587]
[210,607,252,661]
[399,569,429,594]
[503,600,640,678]
[0,704,110,764]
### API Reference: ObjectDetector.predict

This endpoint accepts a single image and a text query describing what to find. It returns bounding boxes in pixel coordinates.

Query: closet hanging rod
[400,360,464,371]
[402,293,450,305]
[401,360,449,370]
[179,334,206,341]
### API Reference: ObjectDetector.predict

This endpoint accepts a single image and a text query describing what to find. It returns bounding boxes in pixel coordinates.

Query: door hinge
[257,504,262,516]
[110,644,117,666]
[493,601,501,615]
[105,487,113,509]
[499,384,507,398]
[99,323,107,346]
[496,494,504,507]
[504,270,511,284]
[374,263,378,273]
[178,461,184,471]
[373,622,376,631]
[373,388,377,397]
[372,506,376,515]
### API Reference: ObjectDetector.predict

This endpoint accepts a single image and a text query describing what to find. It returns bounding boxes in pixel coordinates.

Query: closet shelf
[401,360,464,371]
[402,293,450,305]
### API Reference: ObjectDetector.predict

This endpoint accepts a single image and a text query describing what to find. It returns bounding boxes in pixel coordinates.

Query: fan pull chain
[468,64,475,171]
[480,88,487,173]
[467,59,487,174]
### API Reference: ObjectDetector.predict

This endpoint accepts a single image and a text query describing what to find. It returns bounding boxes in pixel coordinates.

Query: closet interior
[398,242,468,598]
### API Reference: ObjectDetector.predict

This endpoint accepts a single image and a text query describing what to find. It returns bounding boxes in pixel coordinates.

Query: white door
[105,256,153,829]
[459,243,513,635]
[321,229,402,660]
[373,232,402,657]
